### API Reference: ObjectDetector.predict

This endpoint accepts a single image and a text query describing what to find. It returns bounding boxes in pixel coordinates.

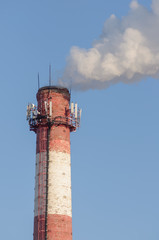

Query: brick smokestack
[27,86,81,240]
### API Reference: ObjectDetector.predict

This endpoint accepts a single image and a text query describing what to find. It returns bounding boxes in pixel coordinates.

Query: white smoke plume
[59,0,159,90]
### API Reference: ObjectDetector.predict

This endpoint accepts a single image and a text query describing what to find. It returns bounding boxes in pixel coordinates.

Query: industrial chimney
[27,86,81,240]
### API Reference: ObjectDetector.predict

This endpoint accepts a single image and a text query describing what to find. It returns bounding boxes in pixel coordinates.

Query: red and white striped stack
[33,86,74,240]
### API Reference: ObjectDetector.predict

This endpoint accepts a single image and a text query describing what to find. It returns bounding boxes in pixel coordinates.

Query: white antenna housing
[75,103,78,118]
[80,109,82,118]
[49,101,52,117]
[71,102,74,114]
[44,101,48,114]
[31,104,35,109]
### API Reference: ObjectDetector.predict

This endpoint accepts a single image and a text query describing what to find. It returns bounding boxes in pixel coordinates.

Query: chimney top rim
[37,85,69,94]
[37,86,70,99]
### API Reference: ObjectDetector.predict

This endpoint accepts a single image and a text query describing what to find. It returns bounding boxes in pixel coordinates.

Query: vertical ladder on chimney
[37,128,47,240]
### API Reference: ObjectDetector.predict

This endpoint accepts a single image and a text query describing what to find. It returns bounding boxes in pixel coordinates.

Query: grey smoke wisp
[59,0,159,90]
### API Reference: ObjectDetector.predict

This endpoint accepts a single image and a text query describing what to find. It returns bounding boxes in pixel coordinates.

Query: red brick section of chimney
[33,86,73,240]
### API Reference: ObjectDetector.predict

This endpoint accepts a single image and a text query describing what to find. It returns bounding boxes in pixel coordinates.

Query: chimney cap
[37,85,70,98]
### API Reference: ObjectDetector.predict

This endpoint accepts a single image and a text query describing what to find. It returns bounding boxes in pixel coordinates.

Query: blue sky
[0,0,158,239]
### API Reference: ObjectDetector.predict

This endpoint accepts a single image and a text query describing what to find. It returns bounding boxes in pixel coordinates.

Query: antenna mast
[38,73,40,90]
[49,65,51,86]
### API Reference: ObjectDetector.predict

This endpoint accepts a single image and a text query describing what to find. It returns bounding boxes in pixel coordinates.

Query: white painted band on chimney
[34,151,72,218]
